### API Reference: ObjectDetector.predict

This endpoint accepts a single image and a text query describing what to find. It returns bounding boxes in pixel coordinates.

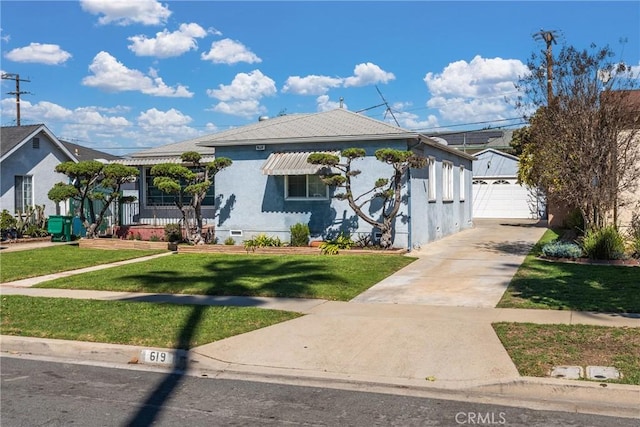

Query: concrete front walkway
[353,219,548,307]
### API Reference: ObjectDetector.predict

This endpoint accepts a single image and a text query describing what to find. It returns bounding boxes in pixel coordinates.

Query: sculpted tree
[48,161,138,238]
[514,43,640,230]
[150,151,232,245]
[308,148,426,248]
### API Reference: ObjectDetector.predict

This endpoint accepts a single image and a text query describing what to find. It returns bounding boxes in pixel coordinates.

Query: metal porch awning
[261,151,339,175]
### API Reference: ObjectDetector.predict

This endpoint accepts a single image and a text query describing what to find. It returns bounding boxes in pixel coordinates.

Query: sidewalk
[1,221,639,418]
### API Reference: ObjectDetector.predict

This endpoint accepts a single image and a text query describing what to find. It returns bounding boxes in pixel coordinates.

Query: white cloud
[4,43,71,65]
[1,28,10,43]
[212,100,265,118]
[387,103,440,131]
[80,0,171,26]
[316,95,347,112]
[82,51,193,97]
[424,55,528,123]
[343,62,395,87]
[128,23,207,58]
[201,38,261,64]
[138,108,192,127]
[207,69,276,101]
[283,75,343,95]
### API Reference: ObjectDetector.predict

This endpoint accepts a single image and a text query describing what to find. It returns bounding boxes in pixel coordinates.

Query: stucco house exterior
[1,124,78,217]
[122,109,475,249]
[472,148,545,219]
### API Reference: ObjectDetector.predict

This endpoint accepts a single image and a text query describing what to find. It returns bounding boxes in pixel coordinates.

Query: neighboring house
[1,124,78,217]
[472,149,545,219]
[123,108,475,249]
[548,90,640,230]
[0,124,122,220]
[427,129,515,155]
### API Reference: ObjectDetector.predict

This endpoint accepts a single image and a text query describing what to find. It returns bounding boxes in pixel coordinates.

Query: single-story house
[472,148,545,219]
[1,123,121,219]
[121,108,475,249]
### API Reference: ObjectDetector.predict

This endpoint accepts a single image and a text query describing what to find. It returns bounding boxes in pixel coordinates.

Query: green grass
[36,253,416,301]
[493,322,640,385]
[0,246,166,283]
[497,229,640,313]
[1,295,300,349]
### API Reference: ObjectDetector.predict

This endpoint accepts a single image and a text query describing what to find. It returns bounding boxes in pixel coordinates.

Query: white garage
[472,149,545,219]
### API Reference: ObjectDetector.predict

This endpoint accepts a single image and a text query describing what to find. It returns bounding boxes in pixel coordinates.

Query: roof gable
[1,124,77,162]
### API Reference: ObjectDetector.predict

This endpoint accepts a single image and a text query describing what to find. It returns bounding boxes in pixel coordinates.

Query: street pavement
[1,219,639,418]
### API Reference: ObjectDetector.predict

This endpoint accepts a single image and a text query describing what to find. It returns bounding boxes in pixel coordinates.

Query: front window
[285,175,328,200]
[144,167,215,207]
[15,175,33,212]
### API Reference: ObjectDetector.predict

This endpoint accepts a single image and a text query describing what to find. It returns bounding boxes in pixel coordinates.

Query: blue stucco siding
[214,139,414,245]
[212,138,472,249]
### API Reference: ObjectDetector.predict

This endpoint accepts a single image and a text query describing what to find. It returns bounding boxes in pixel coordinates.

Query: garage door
[472,178,542,219]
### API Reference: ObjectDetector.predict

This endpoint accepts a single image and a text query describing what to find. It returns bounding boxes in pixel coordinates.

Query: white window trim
[428,157,436,202]
[443,161,453,201]
[459,165,465,201]
[15,175,33,213]
[285,175,329,201]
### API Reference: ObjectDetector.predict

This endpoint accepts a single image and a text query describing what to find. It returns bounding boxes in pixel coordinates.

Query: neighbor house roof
[427,129,515,154]
[126,133,217,159]
[1,124,77,162]
[61,140,121,162]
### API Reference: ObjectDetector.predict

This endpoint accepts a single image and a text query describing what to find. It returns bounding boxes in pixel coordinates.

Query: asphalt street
[1,357,637,427]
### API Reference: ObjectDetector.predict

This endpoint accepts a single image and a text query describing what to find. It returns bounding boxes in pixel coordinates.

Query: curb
[2,335,638,419]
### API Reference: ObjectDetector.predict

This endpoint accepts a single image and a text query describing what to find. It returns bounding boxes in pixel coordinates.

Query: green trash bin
[48,215,73,242]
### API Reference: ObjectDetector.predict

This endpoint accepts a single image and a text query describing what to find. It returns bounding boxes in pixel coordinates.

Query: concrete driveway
[351,219,548,307]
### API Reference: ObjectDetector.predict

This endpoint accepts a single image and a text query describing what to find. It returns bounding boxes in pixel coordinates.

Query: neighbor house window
[443,161,453,201]
[143,167,215,207]
[428,157,436,201]
[15,175,33,212]
[285,175,328,200]
[459,165,465,201]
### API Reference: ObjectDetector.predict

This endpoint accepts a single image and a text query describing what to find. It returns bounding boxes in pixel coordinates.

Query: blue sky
[1,1,638,155]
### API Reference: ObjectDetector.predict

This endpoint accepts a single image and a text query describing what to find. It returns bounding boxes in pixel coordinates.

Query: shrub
[224,237,235,245]
[149,234,161,242]
[541,241,582,259]
[290,223,310,247]
[243,234,282,252]
[581,226,625,260]
[320,233,354,255]
[164,223,182,243]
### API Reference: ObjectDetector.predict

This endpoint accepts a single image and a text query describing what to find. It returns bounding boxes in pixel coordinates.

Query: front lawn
[493,322,640,385]
[0,246,166,283]
[1,295,300,349]
[497,230,640,313]
[36,253,416,301]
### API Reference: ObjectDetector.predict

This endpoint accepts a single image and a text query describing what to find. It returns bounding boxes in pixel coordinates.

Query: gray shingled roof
[1,124,44,157]
[198,109,417,146]
[61,140,121,161]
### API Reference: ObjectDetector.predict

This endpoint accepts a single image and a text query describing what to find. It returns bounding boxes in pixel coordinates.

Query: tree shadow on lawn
[123,256,341,426]
[119,256,343,299]
[502,259,640,314]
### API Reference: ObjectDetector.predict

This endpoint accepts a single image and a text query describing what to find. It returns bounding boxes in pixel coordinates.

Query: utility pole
[533,29,558,104]
[1,73,31,126]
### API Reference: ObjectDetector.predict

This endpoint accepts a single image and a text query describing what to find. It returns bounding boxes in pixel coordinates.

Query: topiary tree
[308,148,426,249]
[49,161,139,238]
[150,151,232,245]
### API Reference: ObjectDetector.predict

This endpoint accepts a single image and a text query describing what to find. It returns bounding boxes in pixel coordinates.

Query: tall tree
[308,148,426,249]
[48,161,139,238]
[150,151,232,244]
[514,43,640,230]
